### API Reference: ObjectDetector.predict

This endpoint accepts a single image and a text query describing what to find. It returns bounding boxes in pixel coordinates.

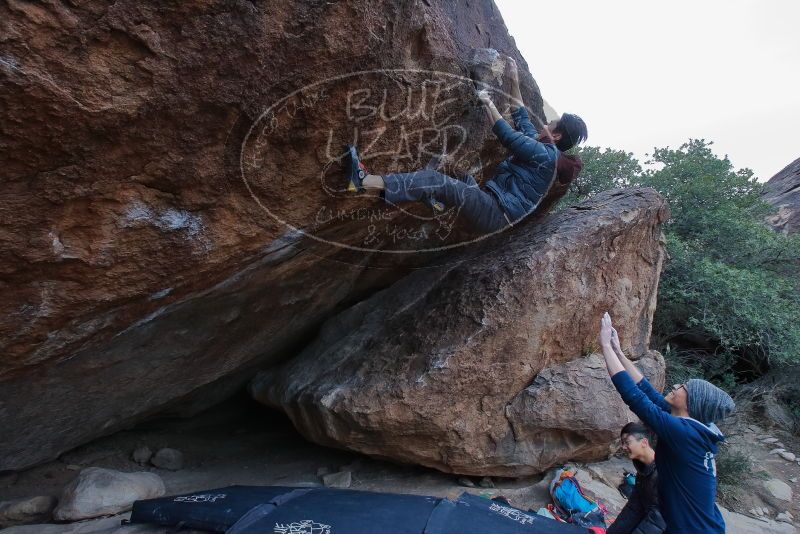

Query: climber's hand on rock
[599,312,615,347]
[476,89,492,106]
[610,327,622,353]
[477,90,501,123]
[507,57,518,80]
[507,56,523,108]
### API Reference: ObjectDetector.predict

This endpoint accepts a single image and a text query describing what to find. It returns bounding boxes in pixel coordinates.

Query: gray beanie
[685,379,735,424]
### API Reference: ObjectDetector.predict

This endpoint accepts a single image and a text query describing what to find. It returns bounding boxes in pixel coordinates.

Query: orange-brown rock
[251,189,670,476]
[0,0,549,470]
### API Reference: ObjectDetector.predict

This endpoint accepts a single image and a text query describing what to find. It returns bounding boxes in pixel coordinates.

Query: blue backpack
[549,469,607,529]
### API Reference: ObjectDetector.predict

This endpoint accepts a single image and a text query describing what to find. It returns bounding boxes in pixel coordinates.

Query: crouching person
[608,422,666,534]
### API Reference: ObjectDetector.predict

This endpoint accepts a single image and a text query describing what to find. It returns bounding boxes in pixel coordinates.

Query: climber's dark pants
[382,169,511,234]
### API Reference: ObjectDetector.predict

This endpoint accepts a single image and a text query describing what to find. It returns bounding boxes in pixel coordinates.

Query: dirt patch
[1,393,797,531]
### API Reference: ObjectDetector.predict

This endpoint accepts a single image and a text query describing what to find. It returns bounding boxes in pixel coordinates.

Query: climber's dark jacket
[607,459,666,534]
[485,107,560,221]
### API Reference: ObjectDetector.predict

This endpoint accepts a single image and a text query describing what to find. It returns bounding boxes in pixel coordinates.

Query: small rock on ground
[0,496,57,527]
[778,451,796,462]
[762,437,780,444]
[322,470,351,488]
[53,467,165,521]
[478,477,495,488]
[131,446,153,465]
[720,506,797,534]
[457,477,475,488]
[578,477,627,515]
[151,448,183,470]
[763,479,793,502]
[777,511,794,523]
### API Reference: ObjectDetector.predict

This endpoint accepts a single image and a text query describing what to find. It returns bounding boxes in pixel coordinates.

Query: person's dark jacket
[612,372,727,533]
[607,459,666,534]
[485,107,559,221]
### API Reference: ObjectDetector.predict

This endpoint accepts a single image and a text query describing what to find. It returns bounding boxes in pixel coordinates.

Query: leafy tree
[566,140,800,384]
[558,147,641,207]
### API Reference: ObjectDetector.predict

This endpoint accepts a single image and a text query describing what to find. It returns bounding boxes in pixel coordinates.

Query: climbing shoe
[345,145,368,193]
[424,196,446,213]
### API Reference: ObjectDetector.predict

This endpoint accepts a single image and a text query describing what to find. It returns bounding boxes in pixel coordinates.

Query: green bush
[715,446,755,487]
[566,140,800,384]
[558,146,641,207]
[714,446,765,506]
[657,235,800,371]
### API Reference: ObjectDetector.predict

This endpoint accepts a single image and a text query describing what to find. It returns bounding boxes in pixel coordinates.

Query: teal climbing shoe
[345,145,368,193]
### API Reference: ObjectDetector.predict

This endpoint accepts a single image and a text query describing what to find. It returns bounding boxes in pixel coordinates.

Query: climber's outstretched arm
[508,57,523,110]
[600,312,626,377]
[507,57,538,139]
[477,90,502,123]
[610,327,645,384]
[478,90,553,164]
[491,118,553,164]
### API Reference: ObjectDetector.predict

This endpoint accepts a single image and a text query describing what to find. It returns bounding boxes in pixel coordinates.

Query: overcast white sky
[494,0,800,181]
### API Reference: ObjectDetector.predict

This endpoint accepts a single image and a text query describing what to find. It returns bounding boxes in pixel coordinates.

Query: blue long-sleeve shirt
[485,107,558,221]
[611,371,726,534]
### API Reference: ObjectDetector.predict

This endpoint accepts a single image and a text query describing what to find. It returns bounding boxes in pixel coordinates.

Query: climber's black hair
[553,113,588,152]
[621,422,654,444]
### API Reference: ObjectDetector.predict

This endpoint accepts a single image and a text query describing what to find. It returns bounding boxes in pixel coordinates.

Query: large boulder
[252,188,670,476]
[0,0,548,470]
[764,156,800,234]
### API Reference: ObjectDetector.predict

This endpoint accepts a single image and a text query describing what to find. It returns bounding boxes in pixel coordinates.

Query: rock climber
[343,56,587,234]
[608,422,666,534]
[599,312,735,534]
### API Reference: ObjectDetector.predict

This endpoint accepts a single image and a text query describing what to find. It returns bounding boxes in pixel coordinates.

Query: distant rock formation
[764,157,800,234]
[0,0,548,470]
[252,189,669,476]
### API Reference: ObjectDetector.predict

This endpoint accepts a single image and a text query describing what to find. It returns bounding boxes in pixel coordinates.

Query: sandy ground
[1,393,798,532]
[1,395,541,502]
[716,420,800,518]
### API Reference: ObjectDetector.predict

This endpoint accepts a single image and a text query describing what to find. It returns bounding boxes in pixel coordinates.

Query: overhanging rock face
[0,0,546,470]
[252,189,670,476]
